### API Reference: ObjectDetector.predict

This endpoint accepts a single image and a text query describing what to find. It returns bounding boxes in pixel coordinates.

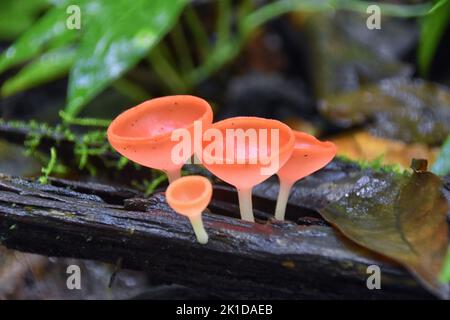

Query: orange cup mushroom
[275,131,336,221]
[165,175,212,244]
[107,95,213,183]
[199,117,294,222]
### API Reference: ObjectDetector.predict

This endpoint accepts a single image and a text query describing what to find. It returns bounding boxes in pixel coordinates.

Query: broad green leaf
[320,170,449,298]
[432,134,450,176]
[0,0,50,40]
[418,0,450,76]
[1,46,76,97]
[429,0,449,13]
[65,0,187,117]
[0,3,78,74]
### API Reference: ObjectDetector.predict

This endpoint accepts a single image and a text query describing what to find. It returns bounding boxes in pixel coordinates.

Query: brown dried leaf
[319,170,449,298]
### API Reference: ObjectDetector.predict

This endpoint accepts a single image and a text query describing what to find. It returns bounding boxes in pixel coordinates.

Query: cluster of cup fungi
[107,95,336,244]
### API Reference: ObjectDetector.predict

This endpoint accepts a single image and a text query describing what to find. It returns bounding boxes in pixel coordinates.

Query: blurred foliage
[1,46,76,96]
[441,250,450,283]
[432,133,450,176]
[0,0,50,40]
[0,0,433,120]
[0,0,187,118]
[0,0,441,182]
[418,0,450,76]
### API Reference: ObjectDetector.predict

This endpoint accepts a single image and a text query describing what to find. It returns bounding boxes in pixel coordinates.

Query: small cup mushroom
[107,95,213,183]
[275,131,336,221]
[165,175,212,244]
[199,117,294,222]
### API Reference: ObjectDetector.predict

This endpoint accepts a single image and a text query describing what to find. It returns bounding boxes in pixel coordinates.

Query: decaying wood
[0,173,436,299]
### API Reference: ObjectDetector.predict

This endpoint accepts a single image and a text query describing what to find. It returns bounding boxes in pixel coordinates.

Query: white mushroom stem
[166,169,181,184]
[188,215,208,244]
[237,187,255,222]
[274,180,294,221]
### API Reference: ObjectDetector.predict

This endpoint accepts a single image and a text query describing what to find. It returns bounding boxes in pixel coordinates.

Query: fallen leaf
[330,130,439,169]
[319,169,449,298]
[320,78,450,145]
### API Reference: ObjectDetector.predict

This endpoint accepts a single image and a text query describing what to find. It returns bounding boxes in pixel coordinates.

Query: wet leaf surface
[66,0,187,117]
[319,169,449,298]
[320,78,450,145]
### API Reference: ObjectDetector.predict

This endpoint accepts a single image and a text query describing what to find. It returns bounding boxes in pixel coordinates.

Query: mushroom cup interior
[202,117,294,164]
[109,96,211,142]
[169,178,210,203]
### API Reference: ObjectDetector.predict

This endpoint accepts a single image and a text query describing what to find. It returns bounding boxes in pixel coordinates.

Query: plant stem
[39,147,58,184]
[189,215,208,244]
[216,0,232,47]
[237,187,254,222]
[112,78,151,102]
[148,47,187,93]
[184,4,210,60]
[170,23,194,73]
[274,180,294,221]
[59,111,111,127]
[145,173,168,196]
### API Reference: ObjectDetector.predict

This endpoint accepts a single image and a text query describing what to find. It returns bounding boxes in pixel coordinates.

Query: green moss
[336,154,405,175]
[39,147,58,184]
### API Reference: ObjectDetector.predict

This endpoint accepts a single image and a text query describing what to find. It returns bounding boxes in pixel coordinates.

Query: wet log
[0,173,435,299]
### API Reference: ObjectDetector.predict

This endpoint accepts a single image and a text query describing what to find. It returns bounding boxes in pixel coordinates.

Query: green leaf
[65,0,187,117]
[319,170,449,298]
[0,0,50,40]
[429,0,449,13]
[1,46,76,97]
[0,3,78,74]
[418,0,450,76]
[432,133,450,176]
[440,249,450,283]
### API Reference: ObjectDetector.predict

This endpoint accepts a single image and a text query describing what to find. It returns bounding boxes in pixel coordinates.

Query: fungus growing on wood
[165,175,212,244]
[275,131,336,221]
[199,117,294,222]
[107,95,213,183]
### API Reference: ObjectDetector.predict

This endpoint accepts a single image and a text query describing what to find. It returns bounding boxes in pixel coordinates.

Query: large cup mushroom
[107,95,213,183]
[199,117,294,222]
[275,131,336,221]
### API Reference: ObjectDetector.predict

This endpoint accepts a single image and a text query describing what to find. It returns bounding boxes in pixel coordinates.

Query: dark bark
[0,173,435,299]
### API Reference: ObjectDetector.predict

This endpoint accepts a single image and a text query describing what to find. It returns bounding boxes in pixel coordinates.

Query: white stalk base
[189,215,208,244]
[237,188,255,222]
[274,181,294,221]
